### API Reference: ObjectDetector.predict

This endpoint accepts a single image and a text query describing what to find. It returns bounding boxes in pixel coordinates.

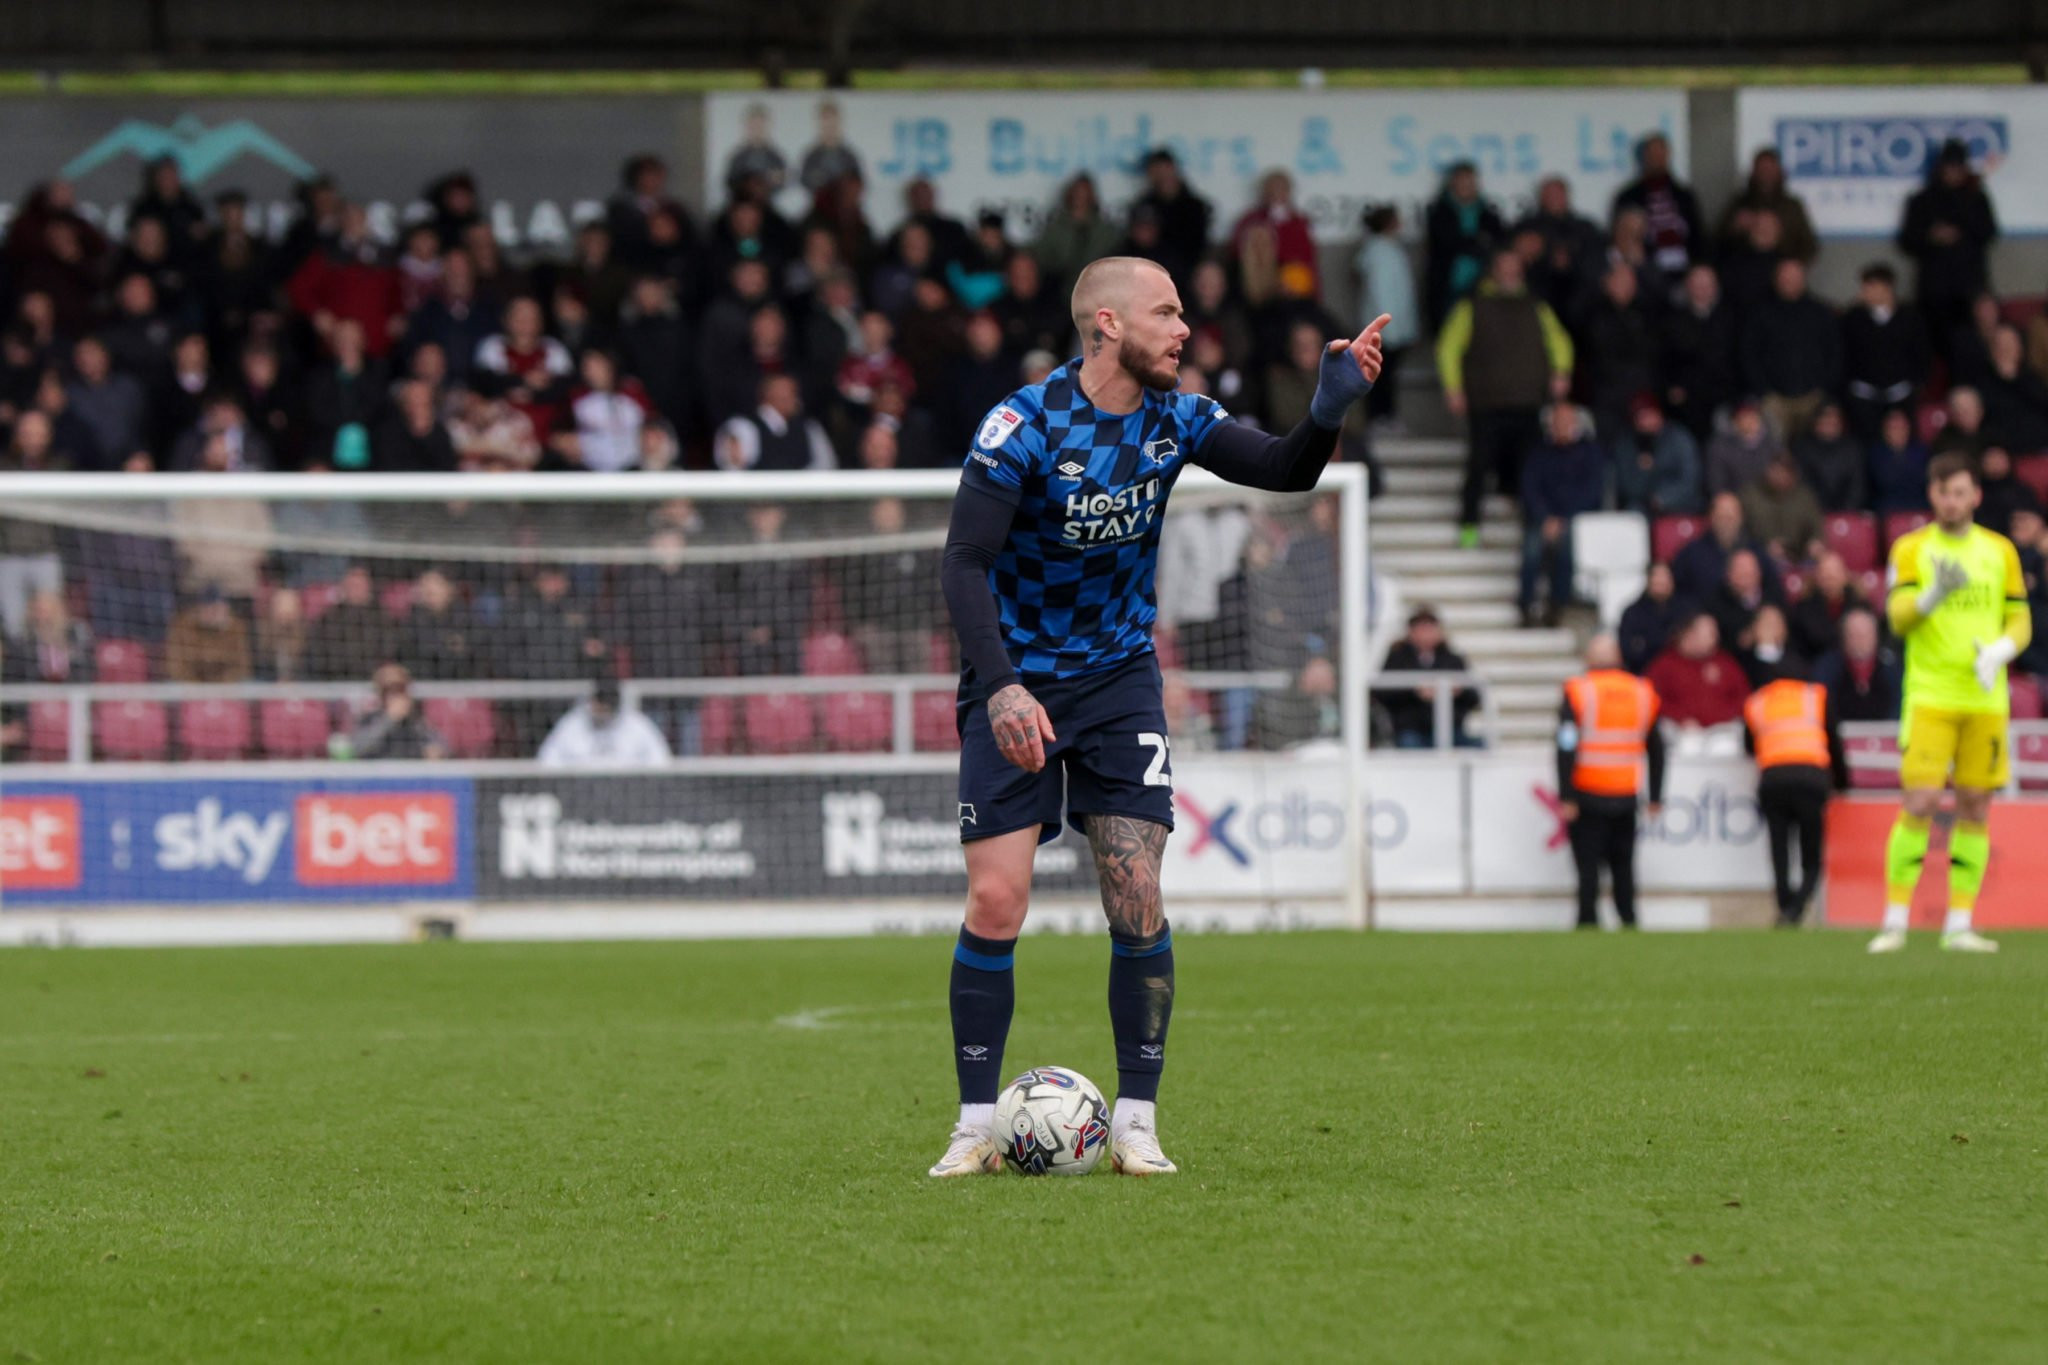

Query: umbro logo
[961,1045,989,1058]
[1056,461,1086,478]
[1140,1044,1164,1059]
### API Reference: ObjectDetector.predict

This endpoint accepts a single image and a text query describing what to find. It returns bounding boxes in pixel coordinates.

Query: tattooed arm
[1088,815,1168,938]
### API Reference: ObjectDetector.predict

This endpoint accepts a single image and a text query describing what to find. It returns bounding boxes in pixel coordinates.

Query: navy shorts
[957,653,1175,845]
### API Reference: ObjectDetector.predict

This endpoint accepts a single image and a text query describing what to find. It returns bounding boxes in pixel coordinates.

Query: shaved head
[1070,256,1185,393]
[1584,633,1622,670]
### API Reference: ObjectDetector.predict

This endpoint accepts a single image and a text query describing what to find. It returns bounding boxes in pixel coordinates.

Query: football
[993,1066,1112,1176]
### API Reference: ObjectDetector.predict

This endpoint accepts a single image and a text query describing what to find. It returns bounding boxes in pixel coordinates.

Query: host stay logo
[295,794,456,885]
[0,797,82,889]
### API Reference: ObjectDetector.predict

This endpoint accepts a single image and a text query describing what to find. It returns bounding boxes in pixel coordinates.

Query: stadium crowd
[0,121,2041,762]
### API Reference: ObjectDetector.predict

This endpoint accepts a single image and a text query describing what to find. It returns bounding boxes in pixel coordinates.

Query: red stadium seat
[1651,515,1703,565]
[379,580,415,618]
[2017,730,2048,792]
[298,581,343,621]
[802,631,865,677]
[94,637,153,682]
[1780,568,1808,602]
[1883,510,1932,548]
[2010,674,2043,721]
[696,696,738,755]
[1853,569,1885,604]
[421,697,497,758]
[1915,400,1947,448]
[94,700,169,760]
[924,631,956,676]
[259,698,335,758]
[178,699,253,760]
[743,693,816,754]
[2014,454,2048,509]
[822,691,894,752]
[1845,733,1899,790]
[1822,513,1879,573]
[26,701,72,762]
[1999,295,2047,331]
[914,691,960,751]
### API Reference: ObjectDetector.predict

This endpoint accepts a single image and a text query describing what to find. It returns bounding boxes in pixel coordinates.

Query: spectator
[1739,602,1806,687]
[271,462,372,586]
[1424,160,1505,329]
[474,296,572,444]
[1033,173,1123,291]
[407,249,497,387]
[102,270,179,386]
[74,453,177,645]
[169,392,274,474]
[1662,262,1740,442]
[1788,551,1868,660]
[1518,402,1604,627]
[235,342,306,471]
[424,170,483,253]
[1233,170,1318,299]
[867,378,939,468]
[399,567,489,681]
[607,153,697,272]
[1841,263,1931,440]
[130,155,206,263]
[1264,320,1328,434]
[1618,562,1689,674]
[889,177,973,273]
[394,223,445,316]
[0,410,75,635]
[65,336,147,468]
[1867,407,1932,513]
[567,222,635,329]
[501,564,609,718]
[1259,653,1341,749]
[1612,131,1703,289]
[942,312,1019,453]
[1611,394,1701,516]
[725,502,809,675]
[8,588,94,684]
[1740,451,1824,565]
[1811,605,1902,723]
[537,675,672,768]
[893,275,966,400]
[348,662,448,761]
[1134,149,1213,291]
[449,394,541,471]
[169,433,271,601]
[1705,398,1785,499]
[1741,259,1841,441]
[954,208,1016,310]
[1354,205,1418,429]
[616,275,691,435]
[1708,546,1781,653]
[277,174,343,282]
[836,308,918,413]
[1646,611,1750,728]
[557,350,651,473]
[375,379,459,474]
[1978,324,2048,453]
[1718,147,1818,264]
[1793,401,1867,512]
[1949,290,2002,387]
[988,251,1069,361]
[1437,248,1574,544]
[253,586,310,683]
[2011,507,2048,676]
[1717,206,1787,326]
[1933,385,1987,461]
[287,203,403,358]
[304,318,388,470]
[165,585,252,683]
[1897,138,1997,356]
[196,190,272,354]
[1976,445,2041,538]
[840,495,945,674]
[801,170,876,286]
[1512,175,1604,313]
[1673,491,1770,602]
[1377,606,1480,747]
[306,564,394,682]
[715,372,836,471]
[1579,260,1660,439]
[614,528,719,749]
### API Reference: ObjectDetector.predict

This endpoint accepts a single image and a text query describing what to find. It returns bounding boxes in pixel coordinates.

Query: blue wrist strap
[1309,343,1372,429]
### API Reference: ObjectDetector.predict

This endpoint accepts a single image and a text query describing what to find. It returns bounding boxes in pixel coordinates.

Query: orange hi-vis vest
[1744,678,1830,771]
[1566,669,1659,796]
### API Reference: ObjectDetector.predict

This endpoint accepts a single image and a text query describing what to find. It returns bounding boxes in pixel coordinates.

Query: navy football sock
[1107,921,1174,1104]
[950,926,1016,1105]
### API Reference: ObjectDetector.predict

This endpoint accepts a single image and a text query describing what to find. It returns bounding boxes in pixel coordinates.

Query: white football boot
[1110,1113,1178,1176]
[1940,929,2000,953]
[1866,929,1909,954]
[927,1123,1001,1178]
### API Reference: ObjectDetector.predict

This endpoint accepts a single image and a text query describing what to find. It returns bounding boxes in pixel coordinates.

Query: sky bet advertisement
[0,779,475,905]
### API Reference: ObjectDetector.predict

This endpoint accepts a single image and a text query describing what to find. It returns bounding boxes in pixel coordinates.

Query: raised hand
[988,682,1057,773]
[1309,313,1393,429]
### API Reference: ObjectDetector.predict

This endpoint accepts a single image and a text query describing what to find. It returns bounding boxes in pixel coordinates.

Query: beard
[1119,335,1180,392]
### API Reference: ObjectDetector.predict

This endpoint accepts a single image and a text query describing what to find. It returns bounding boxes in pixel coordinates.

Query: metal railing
[1840,720,2048,790]
[1366,671,1498,749]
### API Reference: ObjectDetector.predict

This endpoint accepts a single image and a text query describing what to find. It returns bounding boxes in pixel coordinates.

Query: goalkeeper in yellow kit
[1870,452,2032,953]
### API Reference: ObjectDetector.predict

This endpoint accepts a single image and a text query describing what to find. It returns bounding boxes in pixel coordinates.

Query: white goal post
[0,464,1370,942]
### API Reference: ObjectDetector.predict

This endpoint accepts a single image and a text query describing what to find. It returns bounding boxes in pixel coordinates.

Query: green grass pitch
[3,931,2044,1362]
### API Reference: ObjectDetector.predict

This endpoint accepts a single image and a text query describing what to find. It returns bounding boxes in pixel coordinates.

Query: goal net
[0,467,1370,933]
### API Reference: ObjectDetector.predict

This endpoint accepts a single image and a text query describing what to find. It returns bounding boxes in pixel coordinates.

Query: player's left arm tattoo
[1088,815,1168,938]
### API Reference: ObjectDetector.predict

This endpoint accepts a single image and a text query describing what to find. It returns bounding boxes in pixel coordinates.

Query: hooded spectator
[304,317,388,470]
[375,379,460,474]
[989,251,1070,361]
[1898,138,1998,355]
[1793,402,1868,512]
[617,275,691,434]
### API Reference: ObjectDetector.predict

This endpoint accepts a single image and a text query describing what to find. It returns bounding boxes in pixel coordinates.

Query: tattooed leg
[1090,815,1174,1106]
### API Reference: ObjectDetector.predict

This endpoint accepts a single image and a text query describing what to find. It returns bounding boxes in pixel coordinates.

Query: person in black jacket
[1424,161,1505,330]
[1793,402,1867,512]
[1841,263,1931,440]
[1662,263,1740,442]
[1132,149,1214,293]
[1976,445,2042,538]
[1578,261,1661,440]
[1787,551,1869,661]
[1741,259,1841,442]
[1618,562,1690,674]
[1810,606,1902,723]
[1741,663,1849,926]
[1377,607,1481,747]
[1979,325,2048,453]
[1898,138,1998,359]
[1611,132,1704,291]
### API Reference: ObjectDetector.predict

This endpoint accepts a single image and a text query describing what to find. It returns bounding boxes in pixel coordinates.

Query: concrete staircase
[1371,436,1576,746]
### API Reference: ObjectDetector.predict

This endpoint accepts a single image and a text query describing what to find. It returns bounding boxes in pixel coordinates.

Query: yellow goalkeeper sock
[1947,820,1990,929]
[1884,811,1932,920]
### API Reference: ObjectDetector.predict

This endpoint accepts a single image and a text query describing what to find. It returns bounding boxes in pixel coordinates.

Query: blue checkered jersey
[960,358,1233,679]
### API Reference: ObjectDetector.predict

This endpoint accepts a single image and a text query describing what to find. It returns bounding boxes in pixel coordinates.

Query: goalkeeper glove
[1974,636,2019,692]
[1309,340,1375,430]
[1917,556,1969,617]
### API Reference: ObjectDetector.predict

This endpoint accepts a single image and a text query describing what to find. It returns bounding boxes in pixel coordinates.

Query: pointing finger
[1355,313,1394,347]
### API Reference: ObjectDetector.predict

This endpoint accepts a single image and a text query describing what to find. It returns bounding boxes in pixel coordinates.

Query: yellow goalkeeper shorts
[1899,705,2010,791]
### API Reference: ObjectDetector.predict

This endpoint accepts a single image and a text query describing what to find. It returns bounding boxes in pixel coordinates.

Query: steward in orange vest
[1556,635,1668,929]
[1742,672,1848,926]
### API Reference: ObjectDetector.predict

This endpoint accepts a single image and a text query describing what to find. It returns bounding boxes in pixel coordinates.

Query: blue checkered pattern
[960,358,1231,680]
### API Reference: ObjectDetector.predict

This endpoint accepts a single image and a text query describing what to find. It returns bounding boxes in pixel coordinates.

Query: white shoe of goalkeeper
[1111,1116,1178,1176]
[1866,929,1908,955]
[927,1123,1000,1178]
[1940,929,2000,953]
